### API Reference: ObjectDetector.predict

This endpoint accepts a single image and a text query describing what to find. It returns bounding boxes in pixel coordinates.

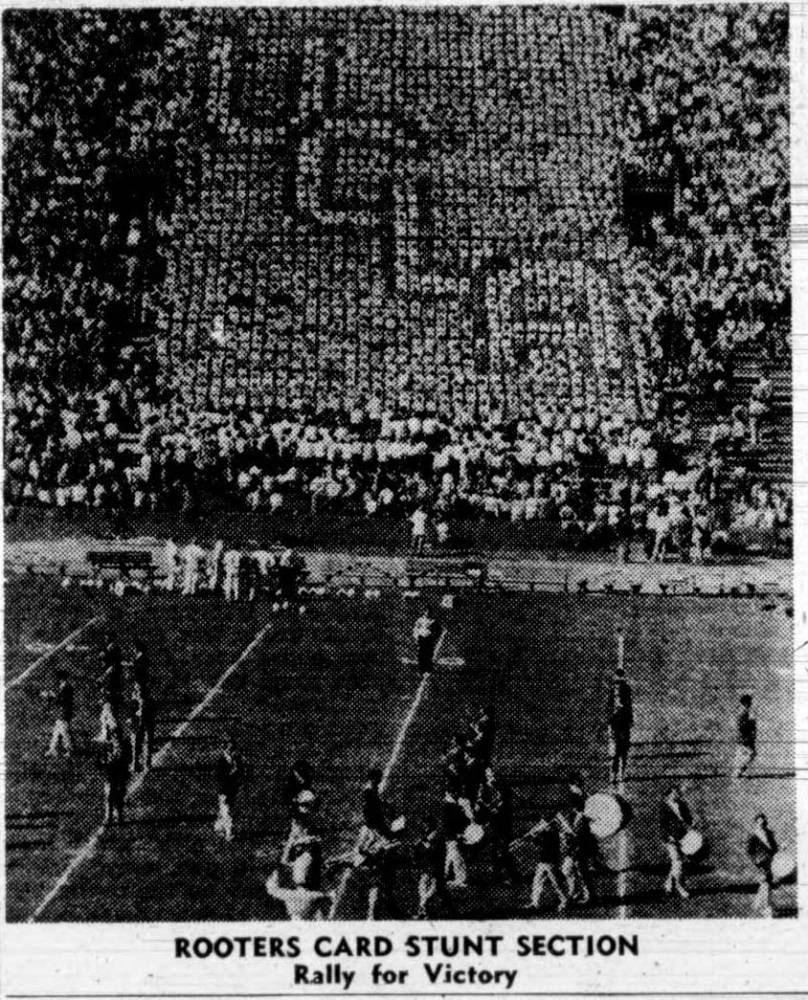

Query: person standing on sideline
[734,694,757,777]
[214,734,245,842]
[660,785,693,899]
[222,544,242,602]
[43,668,74,758]
[526,816,568,913]
[410,505,428,555]
[98,727,131,825]
[413,608,440,674]
[747,812,778,917]
[181,537,206,596]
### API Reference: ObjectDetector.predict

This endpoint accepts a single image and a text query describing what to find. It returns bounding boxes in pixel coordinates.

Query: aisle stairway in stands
[693,345,791,485]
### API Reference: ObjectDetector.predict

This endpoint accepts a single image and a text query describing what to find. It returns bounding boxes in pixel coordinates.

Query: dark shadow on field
[625,771,727,781]
[122,812,214,827]
[689,880,758,897]
[6,809,71,821]
[631,738,715,747]
[6,839,56,849]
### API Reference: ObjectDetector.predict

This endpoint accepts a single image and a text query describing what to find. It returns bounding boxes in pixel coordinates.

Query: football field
[4,577,797,921]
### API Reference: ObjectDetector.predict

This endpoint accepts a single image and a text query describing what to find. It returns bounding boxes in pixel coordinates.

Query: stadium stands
[2,6,791,556]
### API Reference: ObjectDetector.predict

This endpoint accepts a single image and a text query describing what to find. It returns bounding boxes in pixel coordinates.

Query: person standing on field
[43,668,74,759]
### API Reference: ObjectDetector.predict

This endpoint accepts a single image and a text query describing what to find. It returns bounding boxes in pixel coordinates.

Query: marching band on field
[38,616,794,919]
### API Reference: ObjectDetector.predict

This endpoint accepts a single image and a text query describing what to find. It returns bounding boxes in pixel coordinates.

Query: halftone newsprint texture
[2,0,808,998]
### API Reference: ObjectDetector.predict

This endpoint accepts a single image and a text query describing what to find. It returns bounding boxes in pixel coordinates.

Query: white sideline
[330,628,447,920]
[28,621,273,922]
[6,616,101,690]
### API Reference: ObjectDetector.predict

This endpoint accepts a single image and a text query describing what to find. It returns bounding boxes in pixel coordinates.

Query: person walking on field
[734,693,757,777]
[99,727,131,825]
[660,785,693,899]
[130,680,155,773]
[43,668,74,759]
[526,816,568,913]
[607,666,634,783]
[214,734,246,842]
[747,812,778,917]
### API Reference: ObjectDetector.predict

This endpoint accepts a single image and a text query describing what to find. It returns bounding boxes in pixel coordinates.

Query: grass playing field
[4,576,796,921]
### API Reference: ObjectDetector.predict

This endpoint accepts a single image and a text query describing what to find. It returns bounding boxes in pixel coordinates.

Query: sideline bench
[87,550,157,586]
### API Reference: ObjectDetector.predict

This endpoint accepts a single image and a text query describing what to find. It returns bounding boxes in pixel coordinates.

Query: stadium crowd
[3,7,791,557]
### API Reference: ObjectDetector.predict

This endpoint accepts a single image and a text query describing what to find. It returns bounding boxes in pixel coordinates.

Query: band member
[131,638,151,689]
[660,785,693,899]
[414,815,455,918]
[526,817,568,912]
[365,828,405,919]
[282,759,315,812]
[413,609,440,674]
[734,694,757,777]
[608,693,633,785]
[747,812,778,917]
[443,732,468,790]
[214,734,245,842]
[555,807,592,904]
[99,631,124,708]
[98,726,131,825]
[442,786,469,888]
[467,704,497,767]
[354,768,393,863]
[476,767,520,885]
[43,668,74,759]
[130,680,155,772]
[567,771,586,812]
[265,838,332,920]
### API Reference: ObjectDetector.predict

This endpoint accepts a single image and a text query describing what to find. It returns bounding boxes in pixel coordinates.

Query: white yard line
[616,776,629,919]
[6,616,101,690]
[28,621,273,923]
[332,628,447,920]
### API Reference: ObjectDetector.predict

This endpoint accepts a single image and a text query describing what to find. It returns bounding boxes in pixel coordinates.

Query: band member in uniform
[476,766,520,885]
[747,812,778,917]
[526,816,568,912]
[413,609,440,674]
[98,726,131,825]
[567,771,586,812]
[355,768,394,863]
[555,806,592,904]
[442,786,469,888]
[414,815,455,918]
[734,694,757,777]
[99,631,123,706]
[467,704,497,767]
[282,759,315,812]
[660,785,693,899]
[131,638,151,689]
[266,836,332,920]
[214,734,245,842]
[43,668,75,759]
[608,692,633,785]
[130,680,155,772]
